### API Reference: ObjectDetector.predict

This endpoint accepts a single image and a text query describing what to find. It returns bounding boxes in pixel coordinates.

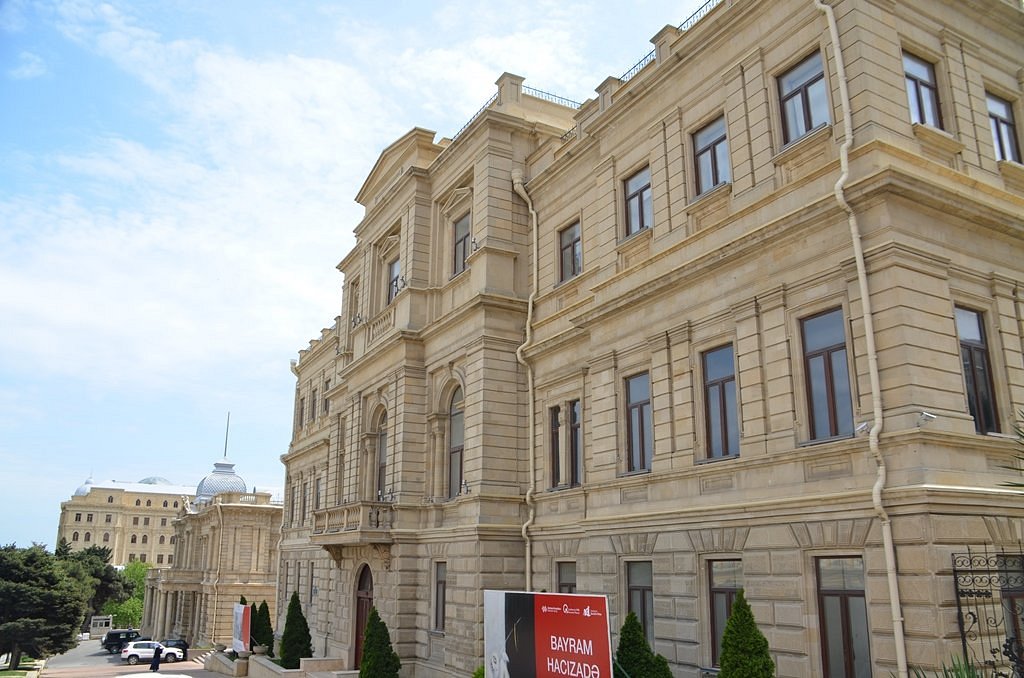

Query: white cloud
[8,50,47,79]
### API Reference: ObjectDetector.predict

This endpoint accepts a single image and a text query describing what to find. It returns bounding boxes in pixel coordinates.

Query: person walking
[149,645,162,672]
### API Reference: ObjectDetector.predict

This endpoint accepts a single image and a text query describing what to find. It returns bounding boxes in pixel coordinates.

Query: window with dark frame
[84,532,91,542]
[709,560,743,666]
[625,373,652,472]
[780,51,829,144]
[801,308,854,440]
[569,399,582,487]
[72,531,79,541]
[694,115,730,194]
[103,532,109,542]
[453,213,471,276]
[703,344,738,459]
[955,307,1000,434]
[558,561,577,594]
[559,221,582,282]
[387,258,401,304]
[448,388,464,499]
[817,557,871,678]
[315,478,322,510]
[435,562,447,632]
[310,389,317,421]
[550,405,561,488]
[297,397,305,431]
[133,517,139,526]
[323,379,331,414]
[86,513,93,522]
[377,413,388,500]
[624,167,652,236]
[140,553,146,563]
[903,52,942,128]
[988,92,1021,163]
[75,513,81,522]
[627,561,655,645]
[105,514,111,523]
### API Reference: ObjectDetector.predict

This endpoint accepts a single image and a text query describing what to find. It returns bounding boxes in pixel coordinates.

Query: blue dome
[73,477,94,496]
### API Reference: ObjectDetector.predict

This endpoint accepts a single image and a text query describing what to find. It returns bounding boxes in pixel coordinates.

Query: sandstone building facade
[142,460,281,647]
[57,476,194,567]
[281,0,1024,675]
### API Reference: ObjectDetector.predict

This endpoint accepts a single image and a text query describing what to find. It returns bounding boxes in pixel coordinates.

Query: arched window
[103,533,110,543]
[72,532,79,541]
[141,535,148,544]
[159,535,165,545]
[376,412,388,500]
[135,499,141,506]
[130,535,137,544]
[107,496,114,503]
[448,387,465,499]
[84,532,91,542]
[146,500,151,507]
[173,501,179,508]
[163,500,168,508]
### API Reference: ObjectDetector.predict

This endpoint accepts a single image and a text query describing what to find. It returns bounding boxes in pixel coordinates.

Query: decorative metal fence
[953,548,1024,677]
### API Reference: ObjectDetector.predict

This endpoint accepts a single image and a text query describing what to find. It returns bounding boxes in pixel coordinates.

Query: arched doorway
[354,565,373,667]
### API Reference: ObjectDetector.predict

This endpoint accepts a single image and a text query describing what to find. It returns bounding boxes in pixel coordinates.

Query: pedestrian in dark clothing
[149,645,162,672]
[181,639,189,661]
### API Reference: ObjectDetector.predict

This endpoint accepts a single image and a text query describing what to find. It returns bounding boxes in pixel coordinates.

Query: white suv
[120,641,184,665]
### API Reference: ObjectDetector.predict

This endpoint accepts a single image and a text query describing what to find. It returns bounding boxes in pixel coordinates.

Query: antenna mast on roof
[223,412,230,459]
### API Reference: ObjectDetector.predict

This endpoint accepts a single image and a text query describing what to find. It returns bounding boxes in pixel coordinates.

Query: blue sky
[0,0,706,549]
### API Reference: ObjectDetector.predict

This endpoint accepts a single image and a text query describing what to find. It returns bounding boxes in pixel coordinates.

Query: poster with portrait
[231,603,251,653]
[484,590,612,678]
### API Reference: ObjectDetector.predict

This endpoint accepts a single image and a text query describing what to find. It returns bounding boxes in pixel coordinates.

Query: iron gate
[953,548,1024,677]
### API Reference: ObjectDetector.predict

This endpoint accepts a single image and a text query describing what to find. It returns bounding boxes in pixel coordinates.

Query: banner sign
[484,590,612,678]
[231,603,251,653]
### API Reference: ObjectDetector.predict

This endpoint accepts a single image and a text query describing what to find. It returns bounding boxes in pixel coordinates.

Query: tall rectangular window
[310,389,317,421]
[105,514,112,523]
[627,561,654,645]
[956,307,999,434]
[694,115,730,194]
[296,397,305,431]
[387,258,401,304]
[453,213,471,276]
[709,560,743,666]
[817,557,871,678]
[624,167,652,236]
[323,379,331,414]
[559,221,582,282]
[434,562,447,632]
[377,415,388,500]
[315,478,322,510]
[448,389,464,499]
[903,52,942,128]
[568,399,582,487]
[801,308,853,440]
[550,405,561,488]
[703,345,738,459]
[301,483,308,521]
[308,561,315,606]
[558,561,577,594]
[780,51,829,144]
[625,373,652,472]
[86,513,93,522]
[988,92,1021,163]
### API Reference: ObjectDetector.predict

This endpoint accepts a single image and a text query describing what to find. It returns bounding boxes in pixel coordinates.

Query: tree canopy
[0,544,89,670]
[101,560,151,628]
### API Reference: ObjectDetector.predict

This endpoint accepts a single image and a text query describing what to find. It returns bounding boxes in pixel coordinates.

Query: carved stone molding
[372,544,392,571]
[790,518,873,549]
[541,539,581,558]
[686,526,750,553]
[984,516,1022,546]
[610,532,658,556]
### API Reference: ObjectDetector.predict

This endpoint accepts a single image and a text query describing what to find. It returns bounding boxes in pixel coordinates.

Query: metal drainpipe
[813,1,908,675]
[512,169,539,592]
[212,500,224,646]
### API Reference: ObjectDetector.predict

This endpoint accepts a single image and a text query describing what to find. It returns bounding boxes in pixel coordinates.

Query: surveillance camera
[920,411,936,421]
[855,422,869,433]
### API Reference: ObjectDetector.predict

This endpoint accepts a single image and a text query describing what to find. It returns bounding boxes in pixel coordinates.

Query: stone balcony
[308,500,394,547]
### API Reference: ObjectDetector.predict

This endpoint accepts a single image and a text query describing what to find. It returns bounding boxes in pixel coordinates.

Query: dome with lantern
[194,458,247,505]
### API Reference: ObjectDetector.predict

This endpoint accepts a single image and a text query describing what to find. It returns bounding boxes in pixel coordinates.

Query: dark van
[101,629,141,653]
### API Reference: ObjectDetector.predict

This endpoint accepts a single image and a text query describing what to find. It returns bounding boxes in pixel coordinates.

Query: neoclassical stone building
[281,0,1024,675]
[56,476,193,567]
[142,459,281,646]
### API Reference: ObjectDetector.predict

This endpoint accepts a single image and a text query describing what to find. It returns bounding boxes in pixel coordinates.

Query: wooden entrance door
[354,566,373,667]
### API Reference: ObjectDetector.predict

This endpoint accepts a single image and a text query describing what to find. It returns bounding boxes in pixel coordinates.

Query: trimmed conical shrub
[719,589,774,678]
[359,607,400,678]
[254,600,274,657]
[613,611,672,678]
[279,591,313,669]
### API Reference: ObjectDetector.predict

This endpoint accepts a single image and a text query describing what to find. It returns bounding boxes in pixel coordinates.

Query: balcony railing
[309,501,394,546]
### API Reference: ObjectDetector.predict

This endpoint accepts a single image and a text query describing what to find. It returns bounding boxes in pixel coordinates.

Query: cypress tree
[249,602,258,650]
[359,607,400,678]
[613,611,672,678]
[718,589,774,678]
[279,592,312,669]
[254,600,274,657]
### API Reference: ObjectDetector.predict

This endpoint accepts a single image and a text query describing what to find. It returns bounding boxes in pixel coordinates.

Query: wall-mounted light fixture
[471,238,479,252]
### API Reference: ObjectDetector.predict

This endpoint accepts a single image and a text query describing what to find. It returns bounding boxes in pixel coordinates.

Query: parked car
[120,641,183,665]
[101,629,141,653]
[159,638,188,657]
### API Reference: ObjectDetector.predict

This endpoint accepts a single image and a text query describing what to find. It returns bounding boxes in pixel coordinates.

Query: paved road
[41,639,222,678]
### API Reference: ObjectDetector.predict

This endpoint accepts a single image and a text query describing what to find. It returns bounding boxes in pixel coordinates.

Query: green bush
[279,591,312,669]
[718,589,774,678]
[359,607,400,678]
[253,600,275,657]
[473,665,485,678]
[613,611,672,678]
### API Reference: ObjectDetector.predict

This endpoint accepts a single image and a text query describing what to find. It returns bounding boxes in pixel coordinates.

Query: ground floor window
[817,556,871,677]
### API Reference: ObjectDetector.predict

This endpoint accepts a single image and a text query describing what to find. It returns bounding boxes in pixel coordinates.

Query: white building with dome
[56,475,196,567]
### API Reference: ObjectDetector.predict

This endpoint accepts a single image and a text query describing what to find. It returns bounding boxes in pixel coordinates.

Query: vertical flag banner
[232,603,251,653]
[484,590,612,678]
